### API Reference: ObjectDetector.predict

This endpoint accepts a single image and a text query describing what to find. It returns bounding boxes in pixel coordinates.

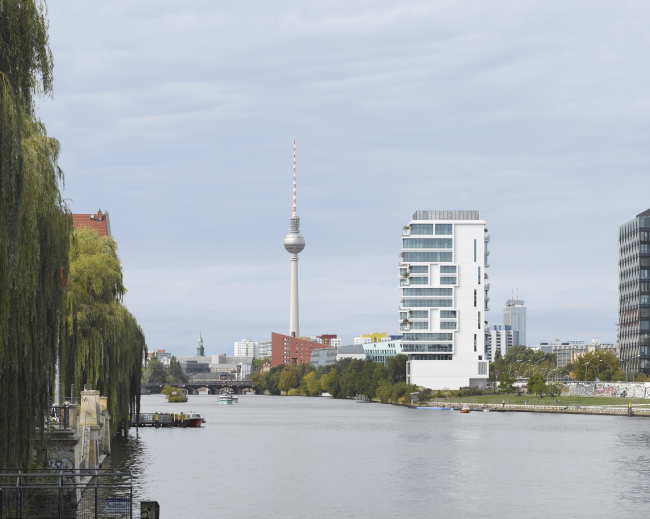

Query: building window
[403,238,453,249]
[474,239,477,262]
[641,244,649,254]
[435,224,452,235]
[403,344,453,352]
[403,252,452,262]
[400,268,407,276]
[641,231,649,242]
[410,354,452,360]
[642,295,650,305]
[411,321,429,330]
[641,321,650,331]
[410,310,429,318]
[403,333,453,341]
[474,334,477,352]
[440,311,457,318]
[478,311,481,329]
[411,266,428,273]
[411,224,433,235]
[642,270,649,280]
[474,289,477,307]
[403,288,452,296]
[478,267,481,284]
[400,312,408,320]
[402,299,453,308]
[440,276,456,284]
[440,322,456,330]
[410,277,428,284]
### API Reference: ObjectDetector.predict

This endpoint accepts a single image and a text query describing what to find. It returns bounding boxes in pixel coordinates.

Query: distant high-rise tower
[504,298,526,346]
[283,141,305,337]
[197,332,204,357]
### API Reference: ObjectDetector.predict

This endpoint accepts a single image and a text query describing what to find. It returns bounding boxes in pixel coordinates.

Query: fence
[0,469,132,519]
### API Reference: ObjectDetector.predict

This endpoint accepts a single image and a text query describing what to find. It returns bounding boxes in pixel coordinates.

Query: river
[109,394,650,518]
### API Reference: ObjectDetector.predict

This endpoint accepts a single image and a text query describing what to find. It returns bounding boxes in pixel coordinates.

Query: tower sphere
[284,232,305,254]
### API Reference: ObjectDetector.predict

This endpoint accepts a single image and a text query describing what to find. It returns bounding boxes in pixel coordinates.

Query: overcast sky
[38,1,650,356]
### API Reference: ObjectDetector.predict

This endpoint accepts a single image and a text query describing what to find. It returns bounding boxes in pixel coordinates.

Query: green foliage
[635,372,650,383]
[251,356,270,374]
[489,345,557,382]
[144,357,167,384]
[62,229,146,436]
[546,383,563,397]
[161,385,186,402]
[250,359,416,403]
[498,374,516,395]
[572,350,619,381]
[386,354,407,383]
[0,0,71,470]
[527,373,546,396]
[167,356,187,383]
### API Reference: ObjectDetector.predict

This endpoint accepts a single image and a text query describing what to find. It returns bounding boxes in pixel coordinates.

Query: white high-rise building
[234,339,257,357]
[504,299,527,346]
[400,210,490,389]
[485,325,518,362]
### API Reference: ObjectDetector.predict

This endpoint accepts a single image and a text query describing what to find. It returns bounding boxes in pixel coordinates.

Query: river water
[110,394,650,518]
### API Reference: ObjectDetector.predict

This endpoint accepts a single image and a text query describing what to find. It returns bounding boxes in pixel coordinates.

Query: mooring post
[628,403,632,417]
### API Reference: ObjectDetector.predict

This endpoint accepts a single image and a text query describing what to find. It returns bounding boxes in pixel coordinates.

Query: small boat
[218,394,233,405]
[231,394,238,403]
[461,405,471,413]
[183,412,203,427]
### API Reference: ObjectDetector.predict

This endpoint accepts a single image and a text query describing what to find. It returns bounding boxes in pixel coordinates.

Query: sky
[38,1,650,356]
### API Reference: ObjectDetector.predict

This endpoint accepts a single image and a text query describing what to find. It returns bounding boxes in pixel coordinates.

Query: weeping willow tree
[0,0,72,469]
[62,229,147,436]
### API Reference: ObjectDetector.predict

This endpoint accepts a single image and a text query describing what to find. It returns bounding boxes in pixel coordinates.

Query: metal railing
[0,469,132,519]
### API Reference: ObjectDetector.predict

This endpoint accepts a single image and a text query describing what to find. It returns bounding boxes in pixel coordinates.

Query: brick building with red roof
[71,210,111,237]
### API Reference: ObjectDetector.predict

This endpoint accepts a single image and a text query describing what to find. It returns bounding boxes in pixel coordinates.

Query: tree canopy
[0,0,71,470]
[572,350,620,382]
[62,228,146,436]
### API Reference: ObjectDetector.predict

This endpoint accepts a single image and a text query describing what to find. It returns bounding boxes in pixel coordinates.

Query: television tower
[283,141,305,337]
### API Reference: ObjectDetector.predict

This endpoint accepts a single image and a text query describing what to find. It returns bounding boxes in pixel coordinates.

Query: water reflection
[109,395,650,518]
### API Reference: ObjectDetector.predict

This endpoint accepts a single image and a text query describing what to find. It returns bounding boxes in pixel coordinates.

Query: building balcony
[402,229,411,236]
[484,262,490,268]
[400,279,410,286]
[485,283,490,290]
[484,234,490,242]
[484,250,490,256]
[485,304,490,311]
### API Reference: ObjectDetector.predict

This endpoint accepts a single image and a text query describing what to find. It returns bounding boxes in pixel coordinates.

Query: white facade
[400,210,489,390]
[363,340,403,364]
[234,339,257,357]
[329,338,342,347]
[486,325,518,362]
[257,340,272,358]
[353,337,372,345]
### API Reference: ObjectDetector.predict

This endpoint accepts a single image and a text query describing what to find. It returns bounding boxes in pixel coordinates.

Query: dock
[131,412,196,427]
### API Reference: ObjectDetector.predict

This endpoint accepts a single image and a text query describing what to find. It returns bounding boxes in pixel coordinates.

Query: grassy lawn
[428,394,650,407]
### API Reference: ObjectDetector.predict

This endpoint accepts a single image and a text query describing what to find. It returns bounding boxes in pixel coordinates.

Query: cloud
[38,0,650,354]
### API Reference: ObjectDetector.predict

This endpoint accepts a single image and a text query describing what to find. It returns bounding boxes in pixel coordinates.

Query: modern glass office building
[504,299,526,346]
[400,210,490,389]
[618,209,650,375]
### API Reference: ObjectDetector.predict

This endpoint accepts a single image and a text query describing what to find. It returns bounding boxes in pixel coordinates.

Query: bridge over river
[142,381,253,395]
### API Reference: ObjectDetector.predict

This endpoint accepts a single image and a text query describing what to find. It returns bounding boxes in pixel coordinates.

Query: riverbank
[416,401,650,417]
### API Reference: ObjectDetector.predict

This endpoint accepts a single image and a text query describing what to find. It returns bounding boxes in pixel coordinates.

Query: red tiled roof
[72,210,111,237]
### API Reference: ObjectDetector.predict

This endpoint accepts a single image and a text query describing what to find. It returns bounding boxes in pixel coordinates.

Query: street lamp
[585,361,591,383]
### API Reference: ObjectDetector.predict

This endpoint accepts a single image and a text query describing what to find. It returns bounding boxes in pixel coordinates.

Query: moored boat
[218,394,233,405]
[184,412,203,427]
[461,405,470,413]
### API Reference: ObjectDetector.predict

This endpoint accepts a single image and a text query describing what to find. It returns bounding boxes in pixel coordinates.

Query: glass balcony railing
[484,234,490,242]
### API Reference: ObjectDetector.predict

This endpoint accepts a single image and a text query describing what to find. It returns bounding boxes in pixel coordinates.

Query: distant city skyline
[38,2,648,356]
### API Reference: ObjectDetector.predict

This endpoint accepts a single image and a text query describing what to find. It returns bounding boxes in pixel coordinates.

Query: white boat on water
[198,387,209,395]
[218,394,233,405]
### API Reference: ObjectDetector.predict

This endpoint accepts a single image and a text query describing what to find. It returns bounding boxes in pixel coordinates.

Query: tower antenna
[293,140,296,217]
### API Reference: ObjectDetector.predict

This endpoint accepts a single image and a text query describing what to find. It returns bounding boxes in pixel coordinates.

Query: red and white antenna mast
[292,140,297,217]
